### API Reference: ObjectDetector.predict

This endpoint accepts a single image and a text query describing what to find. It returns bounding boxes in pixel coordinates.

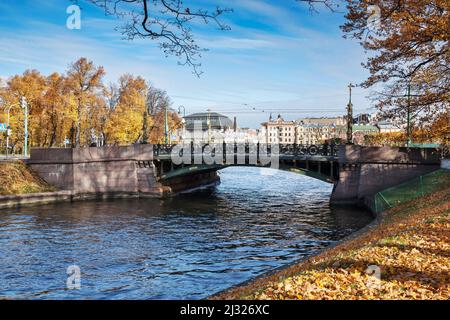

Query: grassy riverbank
[213,170,450,300]
[0,161,55,195]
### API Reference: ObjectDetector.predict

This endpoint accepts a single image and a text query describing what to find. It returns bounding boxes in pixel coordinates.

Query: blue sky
[0,0,375,128]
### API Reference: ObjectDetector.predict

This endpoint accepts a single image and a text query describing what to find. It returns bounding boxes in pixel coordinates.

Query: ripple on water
[0,167,373,299]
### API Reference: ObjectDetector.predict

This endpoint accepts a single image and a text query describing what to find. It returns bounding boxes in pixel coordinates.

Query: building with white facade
[261,114,297,144]
[376,121,403,134]
[180,112,233,143]
[260,114,384,145]
[298,116,346,126]
[261,115,341,145]
[296,123,336,145]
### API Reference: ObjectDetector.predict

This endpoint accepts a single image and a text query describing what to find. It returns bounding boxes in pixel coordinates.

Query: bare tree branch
[296,0,343,13]
[74,0,233,76]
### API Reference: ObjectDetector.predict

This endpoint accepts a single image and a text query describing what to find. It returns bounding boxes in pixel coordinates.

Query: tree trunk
[141,109,149,144]
[69,123,75,148]
[75,100,82,147]
[49,112,58,147]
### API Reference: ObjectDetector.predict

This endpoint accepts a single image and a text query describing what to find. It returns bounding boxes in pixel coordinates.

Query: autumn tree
[415,112,449,144]
[0,57,183,149]
[66,58,105,147]
[142,86,171,144]
[100,83,120,145]
[105,74,148,144]
[2,70,46,152]
[149,107,182,144]
[40,73,77,147]
[341,0,449,126]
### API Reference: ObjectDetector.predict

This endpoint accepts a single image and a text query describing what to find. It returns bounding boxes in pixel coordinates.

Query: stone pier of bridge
[27,145,219,198]
[330,145,442,207]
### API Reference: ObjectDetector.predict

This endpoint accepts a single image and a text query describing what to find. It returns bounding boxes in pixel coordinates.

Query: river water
[0,167,373,299]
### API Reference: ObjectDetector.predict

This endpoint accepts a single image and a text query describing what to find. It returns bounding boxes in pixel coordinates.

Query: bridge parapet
[153,143,340,183]
[30,145,154,164]
[338,145,442,165]
[153,143,338,160]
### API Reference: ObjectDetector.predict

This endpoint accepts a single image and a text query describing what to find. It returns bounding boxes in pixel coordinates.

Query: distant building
[261,114,297,144]
[260,113,384,145]
[298,116,346,126]
[184,112,233,131]
[295,116,349,145]
[376,121,403,134]
[352,125,379,144]
[353,124,379,135]
[335,124,379,144]
[223,128,259,143]
[180,112,388,145]
[296,123,336,145]
[260,115,340,145]
[181,112,233,143]
[353,113,372,125]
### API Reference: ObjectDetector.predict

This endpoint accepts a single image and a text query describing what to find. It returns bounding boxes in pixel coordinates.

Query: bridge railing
[369,169,450,214]
[278,144,338,157]
[153,143,338,158]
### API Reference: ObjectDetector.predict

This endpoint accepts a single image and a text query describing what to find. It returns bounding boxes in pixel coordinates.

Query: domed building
[184,112,233,131]
[180,111,234,143]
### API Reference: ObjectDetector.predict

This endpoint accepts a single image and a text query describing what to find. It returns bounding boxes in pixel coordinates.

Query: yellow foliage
[0,58,179,151]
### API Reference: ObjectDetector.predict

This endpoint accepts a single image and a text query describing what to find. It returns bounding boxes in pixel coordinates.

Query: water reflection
[0,167,373,299]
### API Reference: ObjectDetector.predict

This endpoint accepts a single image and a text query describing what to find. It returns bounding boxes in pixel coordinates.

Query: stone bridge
[28,143,443,209]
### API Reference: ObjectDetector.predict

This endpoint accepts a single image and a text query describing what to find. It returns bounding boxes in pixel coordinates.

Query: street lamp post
[180,118,186,143]
[1,96,28,158]
[5,105,15,159]
[207,109,212,144]
[5,126,11,158]
[406,83,412,147]
[405,81,421,147]
[3,102,19,158]
[178,105,186,117]
[346,83,355,144]
[21,96,28,156]
[178,106,187,143]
